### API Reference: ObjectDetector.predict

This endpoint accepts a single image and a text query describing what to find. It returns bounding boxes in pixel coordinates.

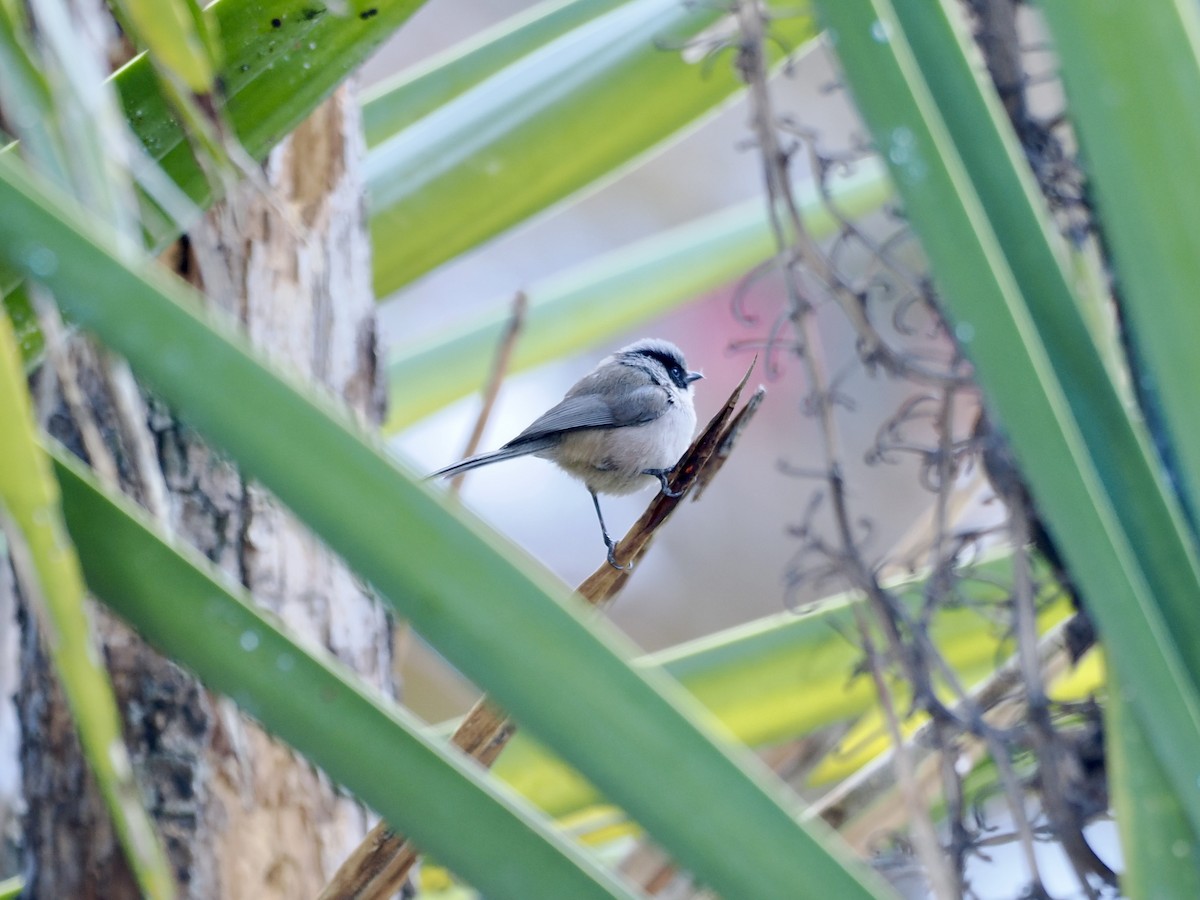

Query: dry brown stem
[449,291,528,497]
[854,609,959,899]
[807,617,1073,844]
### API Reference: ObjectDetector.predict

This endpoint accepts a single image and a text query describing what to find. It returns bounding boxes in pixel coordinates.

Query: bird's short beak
[686,371,704,384]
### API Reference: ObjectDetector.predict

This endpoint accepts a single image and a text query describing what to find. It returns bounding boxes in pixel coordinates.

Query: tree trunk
[15,85,391,898]
[0,539,20,877]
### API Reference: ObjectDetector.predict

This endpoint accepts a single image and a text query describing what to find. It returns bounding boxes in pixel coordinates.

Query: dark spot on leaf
[302,7,324,20]
[270,17,282,27]
[359,8,378,19]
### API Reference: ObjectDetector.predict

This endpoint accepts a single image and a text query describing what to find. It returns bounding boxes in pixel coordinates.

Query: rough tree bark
[0,546,18,877]
[13,84,391,898]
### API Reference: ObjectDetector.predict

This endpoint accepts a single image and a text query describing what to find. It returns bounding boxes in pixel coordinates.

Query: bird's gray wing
[503,386,669,448]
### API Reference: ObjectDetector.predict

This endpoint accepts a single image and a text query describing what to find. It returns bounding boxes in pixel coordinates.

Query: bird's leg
[591,490,630,570]
[642,467,683,498]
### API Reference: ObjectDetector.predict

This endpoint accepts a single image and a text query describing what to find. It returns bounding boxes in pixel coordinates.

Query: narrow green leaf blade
[1108,670,1200,898]
[0,8,70,186]
[53,340,1056,872]
[1,281,41,366]
[0,143,885,900]
[111,0,217,92]
[362,0,628,147]
[1038,3,1200,537]
[50,445,637,900]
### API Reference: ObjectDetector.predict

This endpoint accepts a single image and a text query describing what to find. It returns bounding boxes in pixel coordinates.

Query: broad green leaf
[1038,3,1200,540]
[816,0,1200,834]
[50,445,637,900]
[0,308,173,899]
[0,148,885,900]
[386,159,891,431]
[366,0,818,294]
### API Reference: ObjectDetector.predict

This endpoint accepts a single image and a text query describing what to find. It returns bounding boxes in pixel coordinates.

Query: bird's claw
[605,541,632,571]
[643,468,683,498]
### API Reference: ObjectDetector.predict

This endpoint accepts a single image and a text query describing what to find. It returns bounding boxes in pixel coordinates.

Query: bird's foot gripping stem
[642,467,683,499]
[604,538,629,571]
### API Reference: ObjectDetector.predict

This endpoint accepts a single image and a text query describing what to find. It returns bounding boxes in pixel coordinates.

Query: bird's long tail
[427,437,556,480]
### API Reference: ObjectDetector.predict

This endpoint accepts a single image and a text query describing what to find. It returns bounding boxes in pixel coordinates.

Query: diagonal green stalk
[49,444,637,900]
[11,1,817,369]
[0,305,174,900]
[0,146,885,900]
[45,391,1073,830]
[44,397,1080,827]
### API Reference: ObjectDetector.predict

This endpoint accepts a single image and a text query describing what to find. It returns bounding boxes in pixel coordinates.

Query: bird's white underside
[543,398,698,496]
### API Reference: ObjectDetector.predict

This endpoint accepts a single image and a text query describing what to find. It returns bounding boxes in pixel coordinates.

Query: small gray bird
[430,338,703,568]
